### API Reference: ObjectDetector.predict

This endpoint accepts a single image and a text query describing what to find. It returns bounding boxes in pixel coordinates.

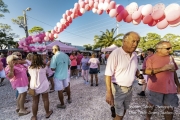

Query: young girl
[88,53,100,86]
[80,53,89,84]
[28,54,53,120]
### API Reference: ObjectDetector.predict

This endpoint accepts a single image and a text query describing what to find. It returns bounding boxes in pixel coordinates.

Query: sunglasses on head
[13,58,19,61]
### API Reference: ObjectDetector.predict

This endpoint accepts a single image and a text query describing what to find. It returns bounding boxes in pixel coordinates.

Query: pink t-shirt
[77,54,83,65]
[0,61,3,71]
[105,47,138,87]
[88,58,100,68]
[146,54,178,94]
[5,64,29,89]
[28,66,49,94]
[70,55,77,66]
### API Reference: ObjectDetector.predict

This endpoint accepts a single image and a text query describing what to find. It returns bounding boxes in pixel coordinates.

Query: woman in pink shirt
[5,55,30,116]
[28,54,53,120]
[70,52,78,79]
[88,53,100,86]
[0,58,5,86]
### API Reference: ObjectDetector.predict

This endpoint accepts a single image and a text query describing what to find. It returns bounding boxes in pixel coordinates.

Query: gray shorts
[147,90,179,107]
[112,83,132,116]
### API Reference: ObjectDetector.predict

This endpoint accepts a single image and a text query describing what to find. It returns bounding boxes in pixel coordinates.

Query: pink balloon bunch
[18,32,47,52]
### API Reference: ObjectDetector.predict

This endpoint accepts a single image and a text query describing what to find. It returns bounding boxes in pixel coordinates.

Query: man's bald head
[53,45,60,51]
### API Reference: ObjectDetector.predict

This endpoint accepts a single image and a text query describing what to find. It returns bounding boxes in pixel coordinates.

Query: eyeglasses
[158,47,172,50]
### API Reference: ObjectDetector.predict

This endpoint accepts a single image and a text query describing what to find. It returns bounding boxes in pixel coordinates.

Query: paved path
[0,64,180,120]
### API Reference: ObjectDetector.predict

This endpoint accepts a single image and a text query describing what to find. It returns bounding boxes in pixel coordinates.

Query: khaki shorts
[147,90,179,107]
[112,83,132,116]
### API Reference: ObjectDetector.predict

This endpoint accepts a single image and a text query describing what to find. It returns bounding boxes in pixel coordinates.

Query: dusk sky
[1,0,180,46]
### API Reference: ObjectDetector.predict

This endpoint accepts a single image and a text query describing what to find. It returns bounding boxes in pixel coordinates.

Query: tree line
[83,28,180,52]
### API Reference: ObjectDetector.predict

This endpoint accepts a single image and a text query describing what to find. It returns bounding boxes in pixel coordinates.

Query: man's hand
[106,92,114,106]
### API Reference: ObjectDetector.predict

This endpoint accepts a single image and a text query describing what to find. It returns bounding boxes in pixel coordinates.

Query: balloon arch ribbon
[18,0,180,52]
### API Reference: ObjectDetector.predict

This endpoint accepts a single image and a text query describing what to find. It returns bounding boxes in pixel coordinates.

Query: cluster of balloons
[18,33,47,52]
[19,0,180,52]
[114,3,180,29]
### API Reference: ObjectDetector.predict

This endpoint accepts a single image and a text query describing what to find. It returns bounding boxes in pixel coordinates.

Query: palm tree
[93,28,124,50]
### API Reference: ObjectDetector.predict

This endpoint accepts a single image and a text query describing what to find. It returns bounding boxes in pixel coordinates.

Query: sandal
[16,107,28,113]
[31,116,37,120]
[45,110,53,118]
[18,110,30,116]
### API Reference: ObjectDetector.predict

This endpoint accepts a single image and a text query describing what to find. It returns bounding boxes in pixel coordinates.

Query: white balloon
[103,2,109,10]
[56,22,60,27]
[60,19,66,24]
[92,8,97,13]
[54,34,58,38]
[98,3,104,10]
[80,8,86,14]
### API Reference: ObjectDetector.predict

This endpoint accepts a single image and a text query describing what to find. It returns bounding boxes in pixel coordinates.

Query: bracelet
[151,69,154,75]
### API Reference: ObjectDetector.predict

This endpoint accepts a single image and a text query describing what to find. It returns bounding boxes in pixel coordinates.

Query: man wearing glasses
[144,41,180,120]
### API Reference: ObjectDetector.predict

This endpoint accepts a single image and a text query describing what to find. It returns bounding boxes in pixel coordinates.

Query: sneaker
[95,84,98,86]
[75,77,78,79]
[67,98,72,104]
[86,81,89,85]
[91,83,93,86]
[70,76,74,79]
[137,91,145,97]
[56,104,66,109]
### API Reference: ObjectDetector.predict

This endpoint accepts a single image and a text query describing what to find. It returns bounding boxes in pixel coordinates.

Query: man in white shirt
[105,31,140,120]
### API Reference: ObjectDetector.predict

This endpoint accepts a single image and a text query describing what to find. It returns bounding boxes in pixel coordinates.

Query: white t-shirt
[105,47,138,87]
[101,54,105,59]
[88,58,100,68]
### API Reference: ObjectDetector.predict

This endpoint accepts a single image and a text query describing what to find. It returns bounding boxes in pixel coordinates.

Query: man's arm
[105,75,114,106]
[144,64,175,75]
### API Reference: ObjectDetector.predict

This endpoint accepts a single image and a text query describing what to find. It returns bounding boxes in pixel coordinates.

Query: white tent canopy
[101,44,118,52]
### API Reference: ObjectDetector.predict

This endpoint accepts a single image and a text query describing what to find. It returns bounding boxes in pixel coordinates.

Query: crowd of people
[0,45,103,120]
[1,31,180,120]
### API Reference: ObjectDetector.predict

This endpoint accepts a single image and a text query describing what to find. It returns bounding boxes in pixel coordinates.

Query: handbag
[28,69,38,96]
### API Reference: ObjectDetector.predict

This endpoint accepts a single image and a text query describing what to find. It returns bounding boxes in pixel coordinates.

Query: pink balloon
[74,3,79,9]
[141,4,153,16]
[85,4,90,11]
[80,1,85,8]
[109,9,117,17]
[89,0,94,7]
[105,0,111,3]
[132,11,142,20]
[44,37,49,41]
[100,0,104,2]
[166,10,180,22]
[124,14,132,23]
[157,18,168,29]
[153,3,165,12]
[152,10,164,21]
[143,15,153,24]
[116,5,124,14]
[116,13,123,22]
[97,9,103,15]
[168,17,180,25]
[108,1,116,10]
[120,9,128,20]
[94,2,98,9]
[132,17,141,25]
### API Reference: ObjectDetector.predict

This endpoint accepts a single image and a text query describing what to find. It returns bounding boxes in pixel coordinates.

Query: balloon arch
[18,0,180,52]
